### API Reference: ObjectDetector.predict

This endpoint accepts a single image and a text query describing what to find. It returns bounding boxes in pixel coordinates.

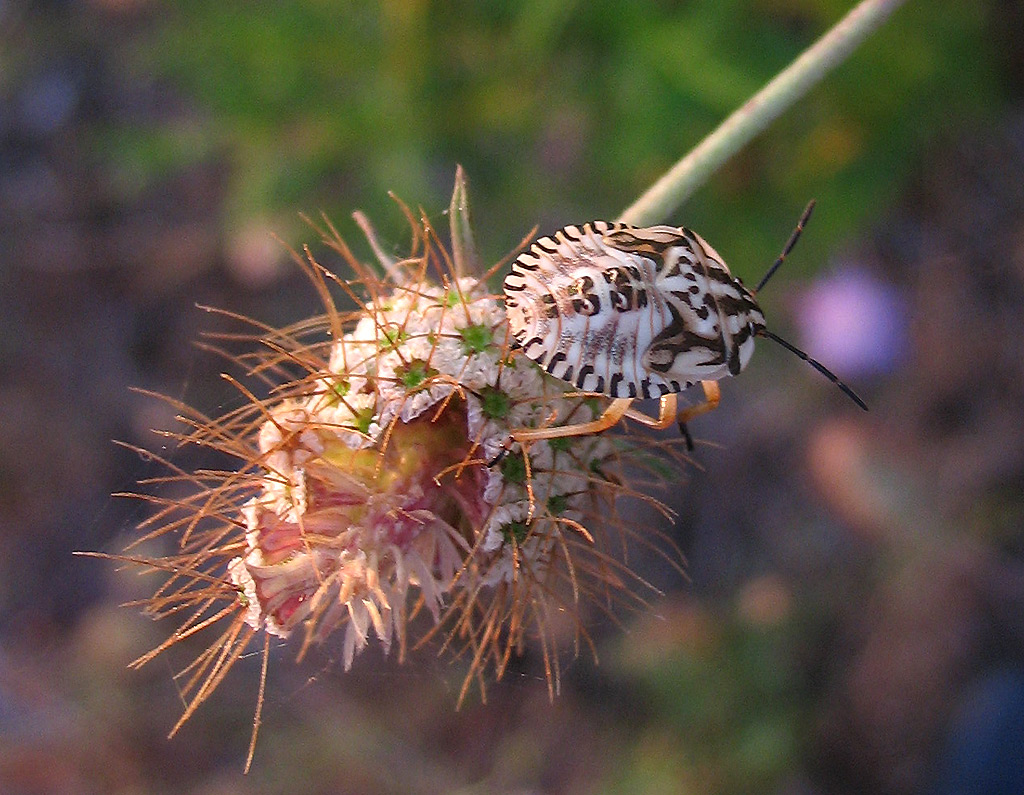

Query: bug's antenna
[755,200,816,293]
[758,330,868,410]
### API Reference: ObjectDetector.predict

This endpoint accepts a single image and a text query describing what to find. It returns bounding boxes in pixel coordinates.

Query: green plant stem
[617,0,910,226]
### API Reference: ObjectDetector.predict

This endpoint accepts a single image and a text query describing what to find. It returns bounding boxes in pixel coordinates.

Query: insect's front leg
[675,380,721,450]
[620,382,721,450]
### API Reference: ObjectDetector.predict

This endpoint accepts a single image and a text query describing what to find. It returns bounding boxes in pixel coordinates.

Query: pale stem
[617,0,911,226]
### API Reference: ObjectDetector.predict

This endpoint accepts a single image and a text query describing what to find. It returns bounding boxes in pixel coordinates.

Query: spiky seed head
[114,172,685,756]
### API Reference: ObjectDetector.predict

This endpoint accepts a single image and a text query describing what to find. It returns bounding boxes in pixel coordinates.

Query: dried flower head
[110,169,686,766]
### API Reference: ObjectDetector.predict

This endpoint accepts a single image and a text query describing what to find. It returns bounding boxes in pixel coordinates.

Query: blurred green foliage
[608,595,810,795]
[102,0,1002,279]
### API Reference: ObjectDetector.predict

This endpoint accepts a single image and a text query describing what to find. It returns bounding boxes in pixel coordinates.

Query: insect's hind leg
[507,398,635,443]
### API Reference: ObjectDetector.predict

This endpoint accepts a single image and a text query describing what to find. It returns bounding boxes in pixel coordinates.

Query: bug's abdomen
[504,222,691,399]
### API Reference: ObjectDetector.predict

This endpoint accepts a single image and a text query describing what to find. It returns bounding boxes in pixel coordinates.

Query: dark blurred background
[3,1,1024,793]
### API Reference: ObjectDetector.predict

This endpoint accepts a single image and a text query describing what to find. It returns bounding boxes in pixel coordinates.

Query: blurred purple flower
[796,266,907,377]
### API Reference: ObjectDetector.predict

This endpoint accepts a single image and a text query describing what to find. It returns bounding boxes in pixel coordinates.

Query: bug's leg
[622,393,678,430]
[675,380,721,449]
[620,384,720,450]
[622,393,699,451]
[486,442,511,468]
[676,380,721,423]
[508,398,634,443]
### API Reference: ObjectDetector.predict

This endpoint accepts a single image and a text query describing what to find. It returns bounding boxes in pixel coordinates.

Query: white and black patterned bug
[502,202,867,446]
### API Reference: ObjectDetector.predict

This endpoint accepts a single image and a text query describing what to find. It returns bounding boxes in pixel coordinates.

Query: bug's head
[729,310,764,377]
[720,285,767,377]
[745,303,768,343]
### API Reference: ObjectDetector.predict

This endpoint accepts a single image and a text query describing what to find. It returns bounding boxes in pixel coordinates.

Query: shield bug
[502,201,866,447]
